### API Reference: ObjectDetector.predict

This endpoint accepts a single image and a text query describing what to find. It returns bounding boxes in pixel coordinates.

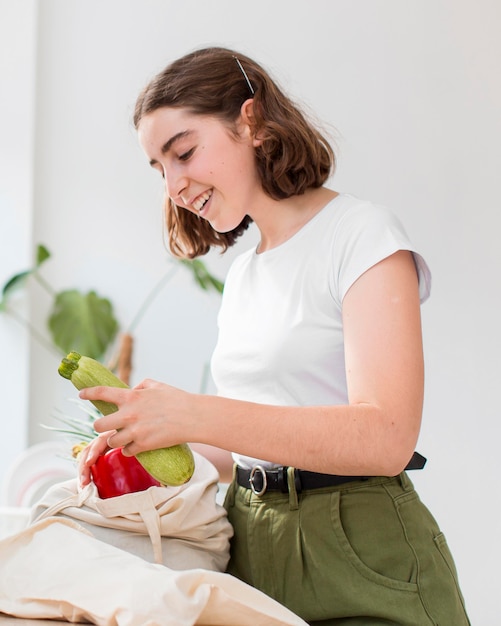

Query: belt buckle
[249,465,267,496]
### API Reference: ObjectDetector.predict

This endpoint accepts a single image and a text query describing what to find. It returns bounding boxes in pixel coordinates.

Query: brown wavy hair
[134,47,335,258]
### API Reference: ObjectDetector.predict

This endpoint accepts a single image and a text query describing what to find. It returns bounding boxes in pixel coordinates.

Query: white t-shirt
[210,193,431,469]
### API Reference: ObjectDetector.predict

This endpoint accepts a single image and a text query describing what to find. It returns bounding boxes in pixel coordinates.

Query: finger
[77,445,91,486]
[121,443,134,457]
[79,385,129,405]
[106,430,120,449]
[85,433,114,462]
[78,446,94,486]
[105,427,134,451]
[78,433,113,485]
[121,441,144,457]
[93,412,123,433]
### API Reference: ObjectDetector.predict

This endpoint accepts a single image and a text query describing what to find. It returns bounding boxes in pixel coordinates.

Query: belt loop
[398,470,412,492]
[226,464,237,507]
[287,466,299,510]
[278,466,288,493]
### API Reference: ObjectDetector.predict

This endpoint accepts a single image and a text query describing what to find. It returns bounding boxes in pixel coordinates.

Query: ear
[240,98,263,147]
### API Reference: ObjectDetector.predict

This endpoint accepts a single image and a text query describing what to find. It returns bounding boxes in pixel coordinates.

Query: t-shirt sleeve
[330,201,432,306]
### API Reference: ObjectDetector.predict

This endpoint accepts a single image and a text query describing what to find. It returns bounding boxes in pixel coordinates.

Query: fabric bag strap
[33,482,164,564]
[33,483,93,521]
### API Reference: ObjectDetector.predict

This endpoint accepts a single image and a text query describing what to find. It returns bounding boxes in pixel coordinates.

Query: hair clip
[233,56,255,96]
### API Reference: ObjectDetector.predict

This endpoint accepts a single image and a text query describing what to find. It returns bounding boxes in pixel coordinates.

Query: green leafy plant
[1,243,224,368]
[4,244,224,467]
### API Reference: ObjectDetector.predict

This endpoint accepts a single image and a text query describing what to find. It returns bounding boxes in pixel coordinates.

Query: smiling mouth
[192,190,212,212]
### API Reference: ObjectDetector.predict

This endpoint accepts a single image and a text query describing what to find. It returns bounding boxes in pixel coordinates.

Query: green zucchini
[58,351,195,486]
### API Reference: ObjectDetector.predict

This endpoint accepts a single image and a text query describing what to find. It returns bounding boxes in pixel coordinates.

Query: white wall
[0,0,37,484]
[1,0,500,622]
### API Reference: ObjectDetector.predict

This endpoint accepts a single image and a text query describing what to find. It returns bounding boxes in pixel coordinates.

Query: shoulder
[331,194,404,232]
[326,194,431,304]
[302,193,402,241]
[323,193,412,250]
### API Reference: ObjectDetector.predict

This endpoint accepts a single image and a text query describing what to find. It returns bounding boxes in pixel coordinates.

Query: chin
[208,218,244,234]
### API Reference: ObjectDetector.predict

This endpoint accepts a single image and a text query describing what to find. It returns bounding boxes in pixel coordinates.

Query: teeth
[193,190,212,212]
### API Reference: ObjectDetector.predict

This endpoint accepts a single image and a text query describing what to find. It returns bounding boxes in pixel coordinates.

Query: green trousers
[224,470,470,625]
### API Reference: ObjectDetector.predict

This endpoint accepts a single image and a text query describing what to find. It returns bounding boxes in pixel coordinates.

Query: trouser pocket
[390,484,471,625]
[226,477,439,624]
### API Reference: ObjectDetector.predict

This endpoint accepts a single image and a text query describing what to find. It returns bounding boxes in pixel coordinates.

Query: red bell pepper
[91,447,161,498]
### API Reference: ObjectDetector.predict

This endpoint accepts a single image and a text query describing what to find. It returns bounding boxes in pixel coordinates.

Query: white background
[1,1,500,623]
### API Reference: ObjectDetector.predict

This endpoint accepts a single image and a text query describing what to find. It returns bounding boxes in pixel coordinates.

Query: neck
[252,187,338,253]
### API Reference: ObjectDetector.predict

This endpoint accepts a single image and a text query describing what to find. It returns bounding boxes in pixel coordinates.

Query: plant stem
[126,262,180,334]
[5,306,63,357]
[32,269,57,297]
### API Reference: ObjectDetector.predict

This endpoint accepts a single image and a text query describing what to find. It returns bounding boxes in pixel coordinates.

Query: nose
[163,165,188,204]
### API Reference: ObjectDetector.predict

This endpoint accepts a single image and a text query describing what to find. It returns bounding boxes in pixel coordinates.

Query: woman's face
[137,106,261,233]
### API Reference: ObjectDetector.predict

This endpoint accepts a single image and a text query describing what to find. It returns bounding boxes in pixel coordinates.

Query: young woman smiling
[78,47,470,625]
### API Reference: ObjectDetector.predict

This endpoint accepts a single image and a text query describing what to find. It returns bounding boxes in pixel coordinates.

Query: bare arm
[81,250,424,477]
[189,444,234,483]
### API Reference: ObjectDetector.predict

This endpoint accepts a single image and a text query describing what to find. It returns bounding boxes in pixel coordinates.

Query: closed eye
[178,148,195,162]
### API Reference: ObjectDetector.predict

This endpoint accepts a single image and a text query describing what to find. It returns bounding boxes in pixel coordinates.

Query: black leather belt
[236,451,427,496]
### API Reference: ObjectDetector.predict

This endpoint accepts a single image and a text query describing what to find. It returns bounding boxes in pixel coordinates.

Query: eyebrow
[149,130,193,166]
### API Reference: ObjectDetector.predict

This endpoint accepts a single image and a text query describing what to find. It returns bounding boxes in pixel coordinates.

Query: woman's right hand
[78,431,115,487]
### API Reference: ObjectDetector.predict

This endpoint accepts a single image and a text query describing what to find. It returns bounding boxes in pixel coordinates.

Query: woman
[79,47,469,625]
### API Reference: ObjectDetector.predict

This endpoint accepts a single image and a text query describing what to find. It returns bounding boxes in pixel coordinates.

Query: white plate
[1,440,76,507]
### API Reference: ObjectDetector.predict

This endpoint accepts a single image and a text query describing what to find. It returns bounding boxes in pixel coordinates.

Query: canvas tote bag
[0,516,308,625]
[29,451,232,572]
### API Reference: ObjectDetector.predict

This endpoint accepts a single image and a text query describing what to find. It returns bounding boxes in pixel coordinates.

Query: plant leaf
[47,289,119,360]
[40,425,96,441]
[180,259,224,294]
[1,270,31,301]
[1,244,51,308]
[207,274,225,293]
[36,244,51,267]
